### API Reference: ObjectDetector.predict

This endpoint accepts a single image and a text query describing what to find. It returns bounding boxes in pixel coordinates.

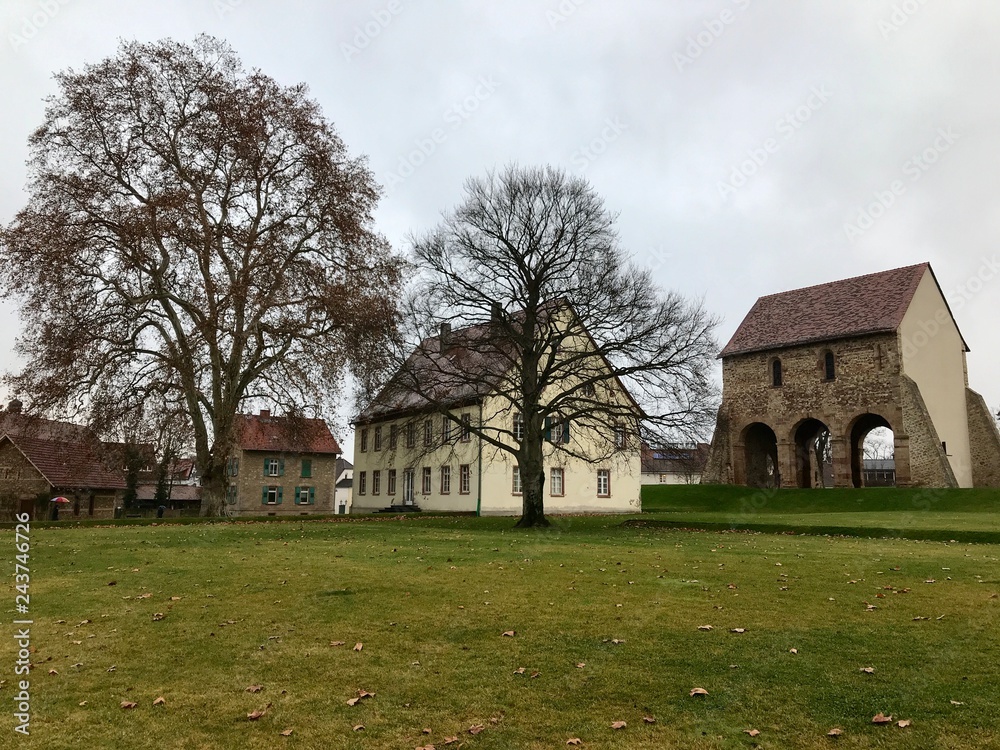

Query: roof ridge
[755,262,929,301]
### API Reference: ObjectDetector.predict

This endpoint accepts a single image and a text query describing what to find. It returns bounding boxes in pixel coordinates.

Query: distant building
[334,458,353,514]
[862,459,896,487]
[640,443,710,485]
[224,409,342,516]
[0,400,126,520]
[703,263,1000,488]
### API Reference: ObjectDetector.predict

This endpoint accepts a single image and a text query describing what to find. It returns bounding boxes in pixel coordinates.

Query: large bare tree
[0,36,400,515]
[373,165,718,527]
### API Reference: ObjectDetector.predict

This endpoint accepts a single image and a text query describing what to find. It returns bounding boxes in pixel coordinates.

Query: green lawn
[641,485,1000,542]
[4,513,1000,748]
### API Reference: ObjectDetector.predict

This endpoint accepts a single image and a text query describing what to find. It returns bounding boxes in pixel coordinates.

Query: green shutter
[309,487,315,505]
[294,486,300,505]
[261,486,268,505]
[233,458,239,476]
[302,459,312,478]
[277,487,284,505]
[543,416,551,441]
[563,419,570,444]
[263,459,268,477]
[278,458,285,476]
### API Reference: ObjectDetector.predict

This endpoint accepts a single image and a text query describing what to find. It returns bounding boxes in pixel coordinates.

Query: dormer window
[824,351,836,381]
[771,358,783,387]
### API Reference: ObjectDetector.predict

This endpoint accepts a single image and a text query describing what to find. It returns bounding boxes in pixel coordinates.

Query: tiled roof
[719,263,934,357]
[2,434,127,490]
[640,443,710,474]
[356,320,513,422]
[234,412,341,454]
[0,413,95,443]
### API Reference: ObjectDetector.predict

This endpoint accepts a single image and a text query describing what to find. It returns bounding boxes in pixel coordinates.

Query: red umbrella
[51,496,71,503]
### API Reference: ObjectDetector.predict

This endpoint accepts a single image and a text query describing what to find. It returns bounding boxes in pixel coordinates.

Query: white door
[403,469,414,505]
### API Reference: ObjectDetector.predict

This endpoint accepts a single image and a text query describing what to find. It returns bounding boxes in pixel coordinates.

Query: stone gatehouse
[702,263,1000,489]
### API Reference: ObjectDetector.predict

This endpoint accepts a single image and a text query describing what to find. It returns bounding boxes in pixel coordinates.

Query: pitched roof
[719,263,940,357]
[640,443,710,475]
[233,412,341,454]
[1,434,127,490]
[0,412,95,443]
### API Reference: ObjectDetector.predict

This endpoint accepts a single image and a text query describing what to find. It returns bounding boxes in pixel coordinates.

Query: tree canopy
[384,165,718,526]
[0,35,401,514]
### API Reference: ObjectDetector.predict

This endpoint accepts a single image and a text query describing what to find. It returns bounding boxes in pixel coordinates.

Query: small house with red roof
[225,409,342,516]
[702,263,1000,489]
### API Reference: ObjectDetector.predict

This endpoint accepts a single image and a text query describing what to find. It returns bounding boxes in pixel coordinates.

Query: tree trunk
[514,444,549,528]
[199,466,225,517]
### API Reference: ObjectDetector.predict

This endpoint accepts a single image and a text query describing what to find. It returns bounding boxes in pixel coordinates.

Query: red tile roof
[2,434,127,490]
[233,413,341,454]
[719,263,944,357]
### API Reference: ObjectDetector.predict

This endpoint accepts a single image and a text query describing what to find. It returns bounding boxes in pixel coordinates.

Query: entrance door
[402,469,414,505]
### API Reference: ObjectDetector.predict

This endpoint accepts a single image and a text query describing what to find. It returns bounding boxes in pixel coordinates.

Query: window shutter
[302,459,312,478]
[277,487,284,504]
[294,486,300,505]
[261,486,268,505]
[234,458,240,476]
[309,487,315,505]
[279,458,285,476]
[544,416,551,441]
[563,419,570,444]
[263,459,268,477]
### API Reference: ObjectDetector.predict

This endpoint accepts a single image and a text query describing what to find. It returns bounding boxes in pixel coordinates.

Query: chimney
[259,408,271,418]
[7,399,22,414]
[439,322,451,350]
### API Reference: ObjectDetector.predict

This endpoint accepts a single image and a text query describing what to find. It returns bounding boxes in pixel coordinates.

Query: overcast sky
[1,0,998,456]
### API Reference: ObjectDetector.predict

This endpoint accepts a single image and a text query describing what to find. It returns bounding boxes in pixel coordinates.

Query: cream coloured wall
[898,269,973,487]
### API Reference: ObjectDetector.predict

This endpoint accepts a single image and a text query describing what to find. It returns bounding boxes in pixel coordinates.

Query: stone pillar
[777,439,797,489]
[830,437,850,488]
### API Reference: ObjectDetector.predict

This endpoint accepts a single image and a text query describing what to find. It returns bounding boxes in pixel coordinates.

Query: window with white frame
[422,466,432,494]
[389,424,398,450]
[359,428,368,452]
[512,465,522,495]
[373,426,382,451]
[440,465,451,494]
[372,469,381,495]
[424,419,433,447]
[358,471,367,495]
[459,464,471,494]
[441,416,451,444]
[550,467,564,496]
[266,486,279,504]
[265,458,280,477]
[461,413,471,442]
[513,412,524,442]
[597,469,611,497]
[387,469,397,495]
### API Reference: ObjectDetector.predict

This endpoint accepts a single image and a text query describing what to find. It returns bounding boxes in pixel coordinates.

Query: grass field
[4,509,1000,749]
[641,485,1000,543]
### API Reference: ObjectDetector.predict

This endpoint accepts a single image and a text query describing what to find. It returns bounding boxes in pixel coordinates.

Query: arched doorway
[794,419,832,488]
[742,423,779,488]
[850,414,895,487]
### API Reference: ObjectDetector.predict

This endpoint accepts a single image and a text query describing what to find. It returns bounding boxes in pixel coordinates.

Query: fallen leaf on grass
[78,701,87,707]
[698,625,713,631]
[153,697,165,706]
[827,727,843,736]
[352,724,365,732]
[330,641,346,647]
[353,642,363,652]
[469,724,485,735]
[422,728,432,734]
[501,630,516,637]
[566,740,583,746]
[860,667,875,674]
[744,729,761,737]
[246,685,264,693]
[690,688,709,697]
[576,662,586,668]
[416,745,435,750]
[48,669,58,675]
[280,728,293,736]
[789,648,798,654]
[871,713,892,724]
[950,700,965,706]
[107,666,117,673]
[120,701,138,710]
[643,716,656,724]
[730,628,746,634]
[152,613,165,621]
[443,737,459,744]
[247,703,271,720]
[611,721,627,729]
[897,719,912,728]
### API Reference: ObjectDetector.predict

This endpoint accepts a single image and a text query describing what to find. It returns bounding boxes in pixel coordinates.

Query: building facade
[225,410,342,516]
[703,263,1000,489]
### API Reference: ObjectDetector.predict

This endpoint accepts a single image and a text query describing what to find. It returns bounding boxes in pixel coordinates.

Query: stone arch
[849,413,894,487]
[741,422,779,488]
[792,418,832,488]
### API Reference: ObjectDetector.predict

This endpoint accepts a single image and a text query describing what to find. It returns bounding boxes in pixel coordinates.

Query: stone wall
[898,375,957,488]
[966,388,1000,487]
[231,450,339,516]
[0,440,50,520]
